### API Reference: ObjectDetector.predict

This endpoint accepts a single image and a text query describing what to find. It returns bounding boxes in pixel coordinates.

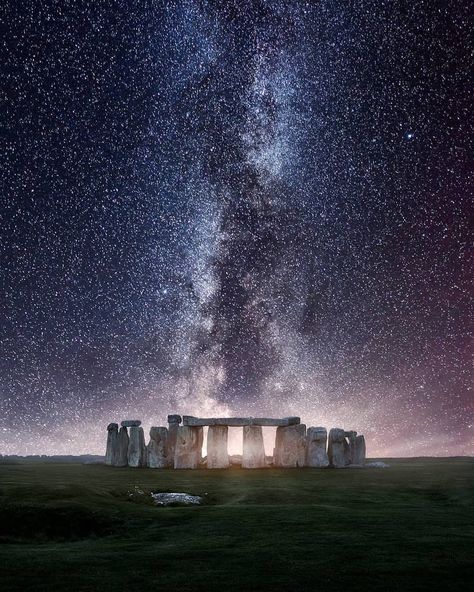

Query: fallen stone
[274,424,307,467]
[151,492,202,506]
[121,420,141,427]
[128,426,147,467]
[306,427,329,467]
[328,428,349,468]
[242,425,265,468]
[207,425,229,469]
[105,423,119,466]
[147,427,169,468]
[365,461,389,468]
[174,426,203,469]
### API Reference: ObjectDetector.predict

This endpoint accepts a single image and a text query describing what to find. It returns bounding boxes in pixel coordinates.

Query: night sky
[2,1,472,456]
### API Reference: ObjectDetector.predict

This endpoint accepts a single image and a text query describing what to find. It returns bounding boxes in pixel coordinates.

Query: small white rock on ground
[365,461,390,468]
[151,492,203,506]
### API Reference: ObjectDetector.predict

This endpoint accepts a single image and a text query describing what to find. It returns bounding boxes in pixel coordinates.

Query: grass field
[0,458,473,591]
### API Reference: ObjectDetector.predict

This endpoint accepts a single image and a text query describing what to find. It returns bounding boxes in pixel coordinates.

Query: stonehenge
[105,416,366,469]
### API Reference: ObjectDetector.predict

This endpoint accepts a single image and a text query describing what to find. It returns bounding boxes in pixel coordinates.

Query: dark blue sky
[1,0,472,456]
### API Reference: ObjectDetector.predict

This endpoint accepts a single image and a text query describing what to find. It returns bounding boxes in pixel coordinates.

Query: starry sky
[1,0,473,457]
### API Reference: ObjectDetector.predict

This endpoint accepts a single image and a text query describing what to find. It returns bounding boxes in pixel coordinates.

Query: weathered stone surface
[121,420,141,427]
[116,426,129,467]
[183,416,300,427]
[167,416,182,468]
[328,428,349,468]
[207,425,229,469]
[273,424,306,467]
[151,492,202,506]
[345,430,357,464]
[306,427,329,467]
[128,426,147,467]
[105,423,119,466]
[174,426,203,469]
[147,427,169,468]
[352,434,366,465]
[242,425,265,468]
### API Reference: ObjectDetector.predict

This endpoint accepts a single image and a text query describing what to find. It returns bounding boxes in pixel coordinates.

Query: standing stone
[242,425,265,468]
[147,427,169,468]
[328,428,349,468]
[274,424,307,467]
[116,426,129,467]
[174,426,203,469]
[167,414,182,468]
[306,427,329,467]
[105,423,119,466]
[207,425,229,469]
[344,430,357,464]
[128,426,147,467]
[352,435,366,465]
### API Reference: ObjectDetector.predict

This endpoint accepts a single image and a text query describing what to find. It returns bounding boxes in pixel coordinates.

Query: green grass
[0,458,473,591]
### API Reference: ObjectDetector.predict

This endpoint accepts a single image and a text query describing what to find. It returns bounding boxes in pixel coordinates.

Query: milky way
[1,1,472,456]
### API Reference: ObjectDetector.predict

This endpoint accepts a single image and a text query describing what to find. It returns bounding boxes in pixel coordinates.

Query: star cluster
[1,0,472,456]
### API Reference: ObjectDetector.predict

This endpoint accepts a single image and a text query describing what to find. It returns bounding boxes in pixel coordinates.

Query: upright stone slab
[167,415,182,468]
[207,425,229,469]
[174,425,203,469]
[242,425,265,468]
[105,423,119,466]
[273,424,306,468]
[115,426,129,467]
[328,428,348,468]
[352,435,366,465]
[147,427,169,468]
[344,430,357,464]
[306,427,329,467]
[128,426,147,467]
[274,424,307,467]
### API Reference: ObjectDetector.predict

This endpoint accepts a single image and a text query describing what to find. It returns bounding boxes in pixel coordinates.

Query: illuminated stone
[207,425,229,469]
[274,424,307,467]
[174,426,203,469]
[147,427,169,468]
[306,427,329,467]
[242,425,265,468]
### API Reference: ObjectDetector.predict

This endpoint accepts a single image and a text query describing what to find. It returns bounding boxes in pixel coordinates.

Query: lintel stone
[183,416,300,427]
